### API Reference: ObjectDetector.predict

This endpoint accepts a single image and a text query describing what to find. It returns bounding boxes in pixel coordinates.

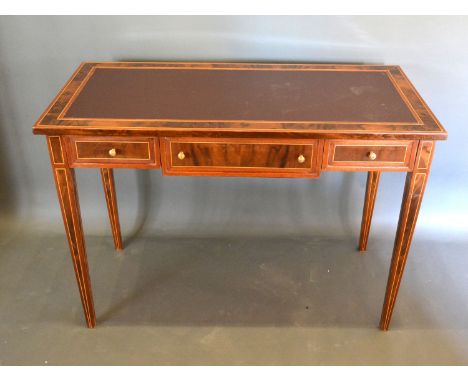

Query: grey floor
[0,222,467,365]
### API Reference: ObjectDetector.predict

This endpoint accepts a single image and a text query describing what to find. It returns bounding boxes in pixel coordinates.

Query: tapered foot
[100,168,123,250]
[359,171,381,251]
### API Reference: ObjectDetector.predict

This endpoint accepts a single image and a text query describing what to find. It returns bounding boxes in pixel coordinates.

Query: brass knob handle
[368,151,377,161]
[108,148,117,157]
[297,154,306,164]
[177,151,185,160]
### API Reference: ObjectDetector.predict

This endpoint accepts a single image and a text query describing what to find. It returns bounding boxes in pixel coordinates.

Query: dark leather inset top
[64,68,418,123]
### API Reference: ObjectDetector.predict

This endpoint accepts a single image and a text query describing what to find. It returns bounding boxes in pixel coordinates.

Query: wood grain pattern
[322,139,417,171]
[33,62,447,141]
[100,168,123,250]
[170,142,312,169]
[359,171,381,251]
[47,136,64,164]
[417,141,434,169]
[47,136,96,328]
[379,141,435,330]
[161,137,322,178]
[66,136,161,168]
[76,141,149,160]
[334,145,407,162]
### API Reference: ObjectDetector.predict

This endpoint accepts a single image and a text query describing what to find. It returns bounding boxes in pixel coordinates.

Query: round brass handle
[108,148,117,157]
[297,154,306,164]
[368,151,377,161]
[177,151,185,160]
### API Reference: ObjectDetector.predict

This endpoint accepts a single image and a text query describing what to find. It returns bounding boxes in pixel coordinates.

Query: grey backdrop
[0,16,467,240]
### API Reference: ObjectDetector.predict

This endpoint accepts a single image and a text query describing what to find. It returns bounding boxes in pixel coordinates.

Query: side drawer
[67,136,160,168]
[322,140,417,171]
[161,138,321,177]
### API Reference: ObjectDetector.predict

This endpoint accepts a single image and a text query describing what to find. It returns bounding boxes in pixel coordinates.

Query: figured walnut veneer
[162,138,321,177]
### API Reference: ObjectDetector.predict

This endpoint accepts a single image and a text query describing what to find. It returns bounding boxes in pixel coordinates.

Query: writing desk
[33,62,447,330]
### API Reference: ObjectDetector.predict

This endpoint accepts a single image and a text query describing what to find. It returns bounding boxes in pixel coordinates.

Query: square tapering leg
[100,168,123,250]
[47,137,96,328]
[359,171,381,251]
[379,141,435,330]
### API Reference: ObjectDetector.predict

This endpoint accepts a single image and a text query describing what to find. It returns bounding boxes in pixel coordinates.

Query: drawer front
[161,138,321,177]
[323,140,417,171]
[68,136,160,167]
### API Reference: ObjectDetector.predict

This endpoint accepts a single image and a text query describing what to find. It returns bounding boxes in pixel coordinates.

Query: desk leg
[48,137,96,328]
[380,141,434,330]
[100,168,123,250]
[359,171,381,251]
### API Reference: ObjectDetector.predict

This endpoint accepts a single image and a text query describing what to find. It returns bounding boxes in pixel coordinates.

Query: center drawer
[161,138,321,177]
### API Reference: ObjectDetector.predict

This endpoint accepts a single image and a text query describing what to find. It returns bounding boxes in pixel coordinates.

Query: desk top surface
[34,62,447,140]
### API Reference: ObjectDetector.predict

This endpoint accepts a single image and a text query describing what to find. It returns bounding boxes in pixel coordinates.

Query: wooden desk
[33,62,447,330]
